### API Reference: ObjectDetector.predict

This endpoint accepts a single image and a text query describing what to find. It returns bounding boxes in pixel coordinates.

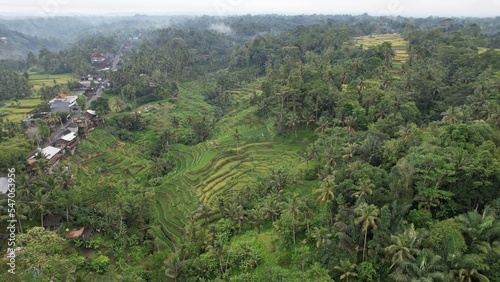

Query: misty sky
[1,0,499,17]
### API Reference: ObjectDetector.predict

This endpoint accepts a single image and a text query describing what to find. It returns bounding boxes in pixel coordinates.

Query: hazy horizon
[0,0,498,18]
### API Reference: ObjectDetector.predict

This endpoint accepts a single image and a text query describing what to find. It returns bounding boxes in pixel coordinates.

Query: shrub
[91,254,110,274]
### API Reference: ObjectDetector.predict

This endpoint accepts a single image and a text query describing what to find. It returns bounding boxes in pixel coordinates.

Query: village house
[28,145,63,171]
[53,131,79,155]
[90,52,106,63]
[66,227,93,240]
[66,122,79,134]
[49,94,79,113]
[43,215,63,232]
[77,110,102,135]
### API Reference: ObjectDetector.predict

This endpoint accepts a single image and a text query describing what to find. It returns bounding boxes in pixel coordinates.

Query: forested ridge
[1,15,500,281]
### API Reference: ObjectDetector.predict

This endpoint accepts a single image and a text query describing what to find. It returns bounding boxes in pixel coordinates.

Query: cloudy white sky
[0,0,499,17]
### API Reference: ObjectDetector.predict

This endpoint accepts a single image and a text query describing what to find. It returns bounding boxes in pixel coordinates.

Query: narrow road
[85,87,103,109]
[112,41,127,71]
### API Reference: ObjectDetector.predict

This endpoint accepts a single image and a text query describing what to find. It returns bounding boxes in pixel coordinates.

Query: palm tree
[342,142,359,162]
[449,253,490,282]
[309,226,333,248]
[224,202,246,230]
[33,150,49,175]
[262,195,280,221]
[112,98,126,112]
[313,175,337,203]
[301,113,315,129]
[415,193,439,211]
[455,211,500,254]
[282,193,306,244]
[286,112,300,137]
[354,203,380,260]
[343,116,357,134]
[164,253,183,282]
[441,107,462,124]
[30,189,54,227]
[193,204,212,224]
[315,116,331,133]
[249,206,268,229]
[352,178,375,203]
[195,227,214,250]
[487,103,500,128]
[389,252,445,282]
[334,259,358,282]
[385,224,420,269]
[47,112,60,129]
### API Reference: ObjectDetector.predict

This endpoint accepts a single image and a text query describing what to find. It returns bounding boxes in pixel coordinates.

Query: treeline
[28,34,119,75]
[110,27,234,106]
[0,69,32,101]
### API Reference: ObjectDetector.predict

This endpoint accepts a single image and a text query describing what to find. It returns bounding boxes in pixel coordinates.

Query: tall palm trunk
[363,229,368,261]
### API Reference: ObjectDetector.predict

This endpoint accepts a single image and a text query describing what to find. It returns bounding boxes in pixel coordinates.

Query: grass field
[0,97,42,122]
[28,72,75,91]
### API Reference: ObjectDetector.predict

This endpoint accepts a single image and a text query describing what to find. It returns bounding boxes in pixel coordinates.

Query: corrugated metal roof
[60,132,76,142]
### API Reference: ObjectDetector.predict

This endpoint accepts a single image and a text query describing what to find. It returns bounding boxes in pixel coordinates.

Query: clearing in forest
[354,33,408,70]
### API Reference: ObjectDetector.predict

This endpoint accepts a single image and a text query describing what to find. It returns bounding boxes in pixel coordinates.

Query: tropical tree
[313,175,337,203]
[352,178,375,203]
[342,142,359,162]
[454,211,500,254]
[309,226,333,248]
[343,116,357,134]
[281,193,307,244]
[334,259,358,282]
[385,224,420,269]
[249,205,268,229]
[194,203,212,224]
[262,195,280,221]
[224,201,246,230]
[112,98,126,112]
[47,112,61,130]
[164,252,183,282]
[441,107,462,124]
[30,188,54,227]
[286,111,300,136]
[354,203,380,260]
[449,253,490,282]
[389,251,446,282]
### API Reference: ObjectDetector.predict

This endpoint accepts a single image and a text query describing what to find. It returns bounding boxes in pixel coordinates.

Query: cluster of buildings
[25,92,102,172]
[24,94,103,240]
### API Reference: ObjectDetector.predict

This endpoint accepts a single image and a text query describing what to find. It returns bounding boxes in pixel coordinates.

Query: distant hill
[0,23,63,61]
[0,15,175,61]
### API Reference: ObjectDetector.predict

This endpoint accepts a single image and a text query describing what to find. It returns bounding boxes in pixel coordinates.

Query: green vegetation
[1,14,500,282]
[28,72,74,91]
[0,97,41,122]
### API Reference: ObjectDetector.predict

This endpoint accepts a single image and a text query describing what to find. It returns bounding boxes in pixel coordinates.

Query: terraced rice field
[28,72,75,91]
[0,97,42,122]
[354,33,409,71]
[155,126,304,250]
[73,129,152,196]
